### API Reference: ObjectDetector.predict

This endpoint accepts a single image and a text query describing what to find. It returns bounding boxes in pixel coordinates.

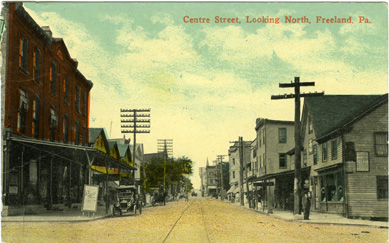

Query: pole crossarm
[271,92,324,100]
[120,108,150,112]
[121,125,150,128]
[121,114,150,118]
[121,130,150,133]
[279,82,315,88]
[121,119,150,123]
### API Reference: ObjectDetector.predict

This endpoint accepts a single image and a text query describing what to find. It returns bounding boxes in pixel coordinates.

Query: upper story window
[279,153,287,169]
[75,120,80,145]
[232,170,235,179]
[303,149,307,167]
[313,144,318,165]
[308,138,313,154]
[331,138,338,160]
[308,114,313,134]
[76,86,81,113]
[50,62,57,95]
[50,106,58,141]
[64,76,70,104]
[32,95,40,138]
[375,132,388,156]
[279,128,287,143]
[17,87,28,133]
[83,92,87,116]
[19,35,28,72]
[253,148,257,158]
[322,142,328,162]
[82,125,86,145]
[263,129,265,145]
[63,114,69,143]
[33,48,41,83]
[233,158,235,165]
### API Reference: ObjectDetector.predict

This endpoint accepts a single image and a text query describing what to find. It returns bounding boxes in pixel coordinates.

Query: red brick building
[1,3,93,215]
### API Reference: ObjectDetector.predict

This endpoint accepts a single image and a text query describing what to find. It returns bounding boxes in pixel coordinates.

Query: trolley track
[162,199,211,243]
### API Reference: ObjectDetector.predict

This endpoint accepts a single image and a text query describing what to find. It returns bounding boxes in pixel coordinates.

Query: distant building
[199,167,206,197]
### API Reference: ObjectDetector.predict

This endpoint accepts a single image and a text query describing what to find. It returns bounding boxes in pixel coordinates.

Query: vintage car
[191,191,197,197]
[112,185,142,216]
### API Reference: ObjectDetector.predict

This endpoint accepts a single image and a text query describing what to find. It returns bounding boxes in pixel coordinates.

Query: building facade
[1,3,93,215]
[301,94,388,219]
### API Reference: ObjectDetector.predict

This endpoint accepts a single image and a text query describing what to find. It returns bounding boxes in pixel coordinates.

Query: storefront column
[49,156,53,209]
[19,146,24,205]
[68,160,71,208]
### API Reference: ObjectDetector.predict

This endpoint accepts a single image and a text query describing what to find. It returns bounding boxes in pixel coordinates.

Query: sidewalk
[238,202,389,229]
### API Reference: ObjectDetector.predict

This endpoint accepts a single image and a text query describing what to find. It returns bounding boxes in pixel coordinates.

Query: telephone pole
[158,139,173,190]
[271,77,324,214]
[217,155,227,201]
[120,108,151,185]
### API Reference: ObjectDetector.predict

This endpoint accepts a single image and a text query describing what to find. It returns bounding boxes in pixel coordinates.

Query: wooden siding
[344,102,388,218]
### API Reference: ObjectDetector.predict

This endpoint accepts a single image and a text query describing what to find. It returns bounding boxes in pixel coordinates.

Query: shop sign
[81,185,99,212]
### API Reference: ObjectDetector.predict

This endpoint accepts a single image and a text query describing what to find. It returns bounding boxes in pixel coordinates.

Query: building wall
[229,145,240,186]
[4,3,92,144]
[344,102,388,218]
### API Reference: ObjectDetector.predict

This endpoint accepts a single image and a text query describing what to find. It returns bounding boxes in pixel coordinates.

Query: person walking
[302,179,311,220]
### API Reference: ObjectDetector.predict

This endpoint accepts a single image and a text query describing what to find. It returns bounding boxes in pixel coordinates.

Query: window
[259,155,262,168]
[232,171,235,179]
[263,129,265,145]
[17,88,28,133]
[322,142,328,162]
[313,144,318,165]
[331,138,338,160]
[64,76,70,104]
[303,149,307,167]
[50,62,56,95]
[279,153,287,168]
[50,106,58,141]
[377,176,388,199]
[233,158,235,165]
[83,92,87,116]
[308,139,313,154]
[32,95,39,137]
[19,36,28,72]
[279,128,287,143]
[253,148,257,158]
[82,125,86,145]
[308,114,313,134]
[75,120,80,145]
[63,114,68,143]
[76,86,81,113]
[33,48,40,82]
[375,132,388,156]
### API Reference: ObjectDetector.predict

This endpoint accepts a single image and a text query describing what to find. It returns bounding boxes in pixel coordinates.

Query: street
[2,198,388,243]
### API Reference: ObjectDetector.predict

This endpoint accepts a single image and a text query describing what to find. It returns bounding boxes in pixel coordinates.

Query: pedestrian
[302,179,311,220]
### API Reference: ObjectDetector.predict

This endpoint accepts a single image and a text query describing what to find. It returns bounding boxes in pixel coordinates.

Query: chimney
[42,26,52,40]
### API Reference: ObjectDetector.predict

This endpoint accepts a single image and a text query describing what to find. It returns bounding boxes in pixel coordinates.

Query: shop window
[375,132,388,156]
[279,128,287,143]
[32,95,40,137]
[19,35,28,72]
[64,76,70,104]
[331,138,338,160]
[320,172,344,202]
[279,153,287,168]
[322,142,328,162]
[17,87,28,133]
[313,144,318,165]
[377,176,388,199]
[33,48,41,83]
[50,62,56,95]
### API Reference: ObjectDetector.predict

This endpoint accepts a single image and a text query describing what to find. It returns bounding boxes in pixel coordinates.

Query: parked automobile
[112,185,142,216]
[191,192,197,197]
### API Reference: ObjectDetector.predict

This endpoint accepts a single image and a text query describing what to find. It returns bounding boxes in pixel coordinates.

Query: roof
[144,152,166,162]
[89,128,108,144]
[255,118,294,131]
[116,144,130,157]
[305,94,387,140]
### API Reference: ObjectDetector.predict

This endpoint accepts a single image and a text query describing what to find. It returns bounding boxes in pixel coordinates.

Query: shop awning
[227,185,235,194]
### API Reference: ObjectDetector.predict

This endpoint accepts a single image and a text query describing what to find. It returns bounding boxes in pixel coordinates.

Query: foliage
[142,156,193,192]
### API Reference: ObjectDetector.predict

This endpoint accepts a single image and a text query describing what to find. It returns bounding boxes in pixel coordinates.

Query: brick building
[1,3,94,215]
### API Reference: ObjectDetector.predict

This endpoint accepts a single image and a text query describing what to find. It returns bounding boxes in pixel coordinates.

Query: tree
[143,156,193,192]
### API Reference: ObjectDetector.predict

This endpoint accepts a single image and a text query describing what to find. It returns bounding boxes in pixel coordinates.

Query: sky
[22,1,388,189]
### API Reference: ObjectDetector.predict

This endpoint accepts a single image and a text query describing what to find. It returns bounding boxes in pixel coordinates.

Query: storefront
[313,165,345,214]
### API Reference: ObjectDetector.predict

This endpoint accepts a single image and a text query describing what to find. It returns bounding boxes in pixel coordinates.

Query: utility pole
[230,137,245,206]
[120,108,151,186]
[158,139,173,190]
[271,77,324,214]
[217,155,227,201]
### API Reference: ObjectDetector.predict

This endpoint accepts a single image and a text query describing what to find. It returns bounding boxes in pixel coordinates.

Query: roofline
[316,94,388,143]
[255,118,294,131]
